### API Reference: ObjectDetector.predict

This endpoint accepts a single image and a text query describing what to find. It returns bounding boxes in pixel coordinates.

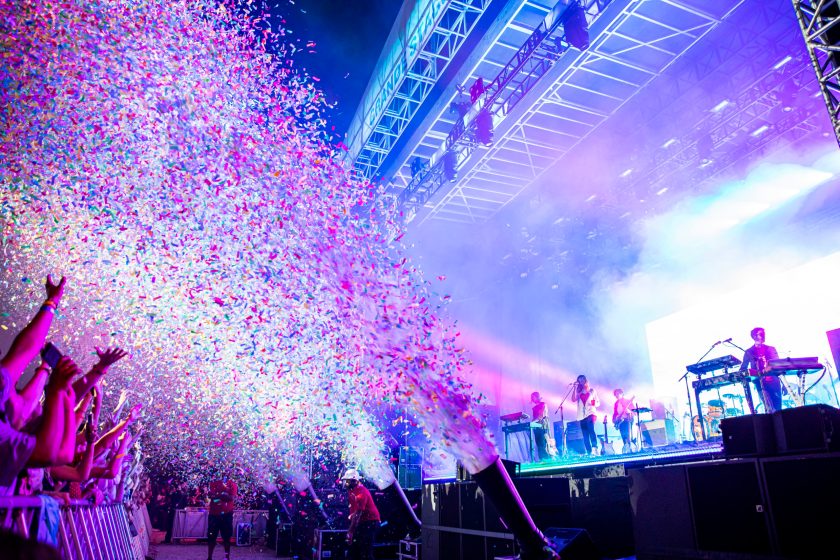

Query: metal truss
[793,0,840,146]
[620,0,826,203]
[414,0,747,224]
[396,0,590,215]
[351,0,491,181]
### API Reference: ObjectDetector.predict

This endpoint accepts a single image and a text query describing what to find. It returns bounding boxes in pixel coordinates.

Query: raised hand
[45,275,67,306]
[50,356,81,390]
[94,347,128,368]
[128,403,143,423]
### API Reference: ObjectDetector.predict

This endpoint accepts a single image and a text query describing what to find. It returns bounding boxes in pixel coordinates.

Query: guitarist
[738,327,782,413]
[612,389,635,454]
[530,392,552,461]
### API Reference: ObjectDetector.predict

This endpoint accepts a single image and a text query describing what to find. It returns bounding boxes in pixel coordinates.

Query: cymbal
[725,408,739,416]
[723,394,745,400]
[631,407,652,413]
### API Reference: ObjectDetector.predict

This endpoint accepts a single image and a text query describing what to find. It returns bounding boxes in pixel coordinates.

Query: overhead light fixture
[563,2,590,51]
[662,138,677,148]
[656,187,668,196]
[773,56,792,70]
[475,109,494,145]
[619,168,633,178]
[442,150,459,182]
[711,100,730,113]
[750,125,769,137]
[585,194,596,202]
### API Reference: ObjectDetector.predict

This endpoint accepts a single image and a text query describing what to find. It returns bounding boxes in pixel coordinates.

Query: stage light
[563,2,590,51]
[442,150,458,182]
[711,99,730,113]
[475,109,493,145]
[410,156,425,177]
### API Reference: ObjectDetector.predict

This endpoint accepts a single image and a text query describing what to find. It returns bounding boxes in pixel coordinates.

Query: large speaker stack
[421,478,574,560]
[631,403,840,559]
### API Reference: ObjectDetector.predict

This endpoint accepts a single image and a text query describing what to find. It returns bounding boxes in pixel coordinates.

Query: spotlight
[410,157,425,178]
[469,77,485,103]
[563,2,589,51]
[442,151,458,182]
[475,109,493,146]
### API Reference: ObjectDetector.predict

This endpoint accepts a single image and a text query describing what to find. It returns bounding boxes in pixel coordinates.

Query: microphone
[721,337,732,344]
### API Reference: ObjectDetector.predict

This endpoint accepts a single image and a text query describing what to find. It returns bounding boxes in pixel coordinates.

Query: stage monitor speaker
[827,327,840,374]
[773,404,840,454]
[565,421,586,454]
[639,419,675,447]
[721,413,776,457]
[761,453,840,558]
[543,528,599,560]
[686,460,772,555]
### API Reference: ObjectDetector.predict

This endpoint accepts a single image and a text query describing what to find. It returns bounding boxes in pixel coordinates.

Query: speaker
[773,404,840,454]
[398,464,422,489]
[629,465,696,557]
[639,419,675,447]
[686,460,772,555]
[761,453,840,558]
[565,421,586,454]
[543,528,598,560]
[721,413,776,457]
[512,478,572,529]
[275,523,292,557]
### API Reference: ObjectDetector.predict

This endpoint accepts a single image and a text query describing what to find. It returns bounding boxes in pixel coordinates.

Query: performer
[739,327,782,413]
[342,468,381,560]
[530,392,550,461]
[571,375,600,455]
[612,389,634,453]
[207,475,238,560]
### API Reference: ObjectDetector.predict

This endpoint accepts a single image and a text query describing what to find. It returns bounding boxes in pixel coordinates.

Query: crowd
[1,276,148,543]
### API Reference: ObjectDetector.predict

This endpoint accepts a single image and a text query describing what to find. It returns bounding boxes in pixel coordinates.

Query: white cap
[341,468,360,481]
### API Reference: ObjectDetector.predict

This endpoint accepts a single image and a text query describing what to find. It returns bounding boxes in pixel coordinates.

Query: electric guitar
[600,415,616,455]
[612,396,634,429]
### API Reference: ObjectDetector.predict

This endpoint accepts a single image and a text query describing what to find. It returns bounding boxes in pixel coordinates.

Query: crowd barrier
[172,508,268,543]
[0,496,148,560]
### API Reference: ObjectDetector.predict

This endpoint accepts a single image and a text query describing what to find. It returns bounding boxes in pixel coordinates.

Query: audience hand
[48,356,81,392]
[45,275,67,306]
[94,346,128,369]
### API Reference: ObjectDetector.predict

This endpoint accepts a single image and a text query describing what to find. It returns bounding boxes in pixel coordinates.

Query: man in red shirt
[342,468,380,560]
[207,476,237,560]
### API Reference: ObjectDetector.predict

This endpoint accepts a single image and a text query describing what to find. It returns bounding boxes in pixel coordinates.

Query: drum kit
[692,393,745,440]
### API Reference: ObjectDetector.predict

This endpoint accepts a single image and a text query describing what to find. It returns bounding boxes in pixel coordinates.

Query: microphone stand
[554,384,576,458]
[680,342,719,442]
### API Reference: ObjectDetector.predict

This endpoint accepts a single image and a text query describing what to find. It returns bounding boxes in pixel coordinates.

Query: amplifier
[639,419,677,447]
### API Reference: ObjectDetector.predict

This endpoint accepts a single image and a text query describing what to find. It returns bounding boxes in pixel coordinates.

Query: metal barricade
[0,496,145,560]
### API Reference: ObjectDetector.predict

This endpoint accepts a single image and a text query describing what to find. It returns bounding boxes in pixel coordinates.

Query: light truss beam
[397,0,592,213]
[351,0,491,181]
[793,0,840,146]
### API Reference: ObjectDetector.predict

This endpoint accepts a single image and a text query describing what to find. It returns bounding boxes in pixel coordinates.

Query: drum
[706,400,724,419]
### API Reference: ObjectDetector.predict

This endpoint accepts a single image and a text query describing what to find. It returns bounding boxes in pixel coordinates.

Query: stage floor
[516,440,724,476]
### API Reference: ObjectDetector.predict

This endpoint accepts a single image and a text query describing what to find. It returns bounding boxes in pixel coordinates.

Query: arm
[56,389,77,465]
[8,364,50,429]
[0,276,66,383]
[49,422,97,482]
[72,347,127,403]
[94,404,141,457]
[27,356,79,466]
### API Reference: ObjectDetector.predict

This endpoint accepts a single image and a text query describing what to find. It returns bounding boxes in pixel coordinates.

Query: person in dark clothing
[164,481,188,543]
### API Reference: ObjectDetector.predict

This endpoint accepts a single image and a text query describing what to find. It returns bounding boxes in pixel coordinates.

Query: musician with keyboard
[738,327,782,413]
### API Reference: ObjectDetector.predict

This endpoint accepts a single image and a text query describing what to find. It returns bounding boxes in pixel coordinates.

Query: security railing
[0,496,146,560]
